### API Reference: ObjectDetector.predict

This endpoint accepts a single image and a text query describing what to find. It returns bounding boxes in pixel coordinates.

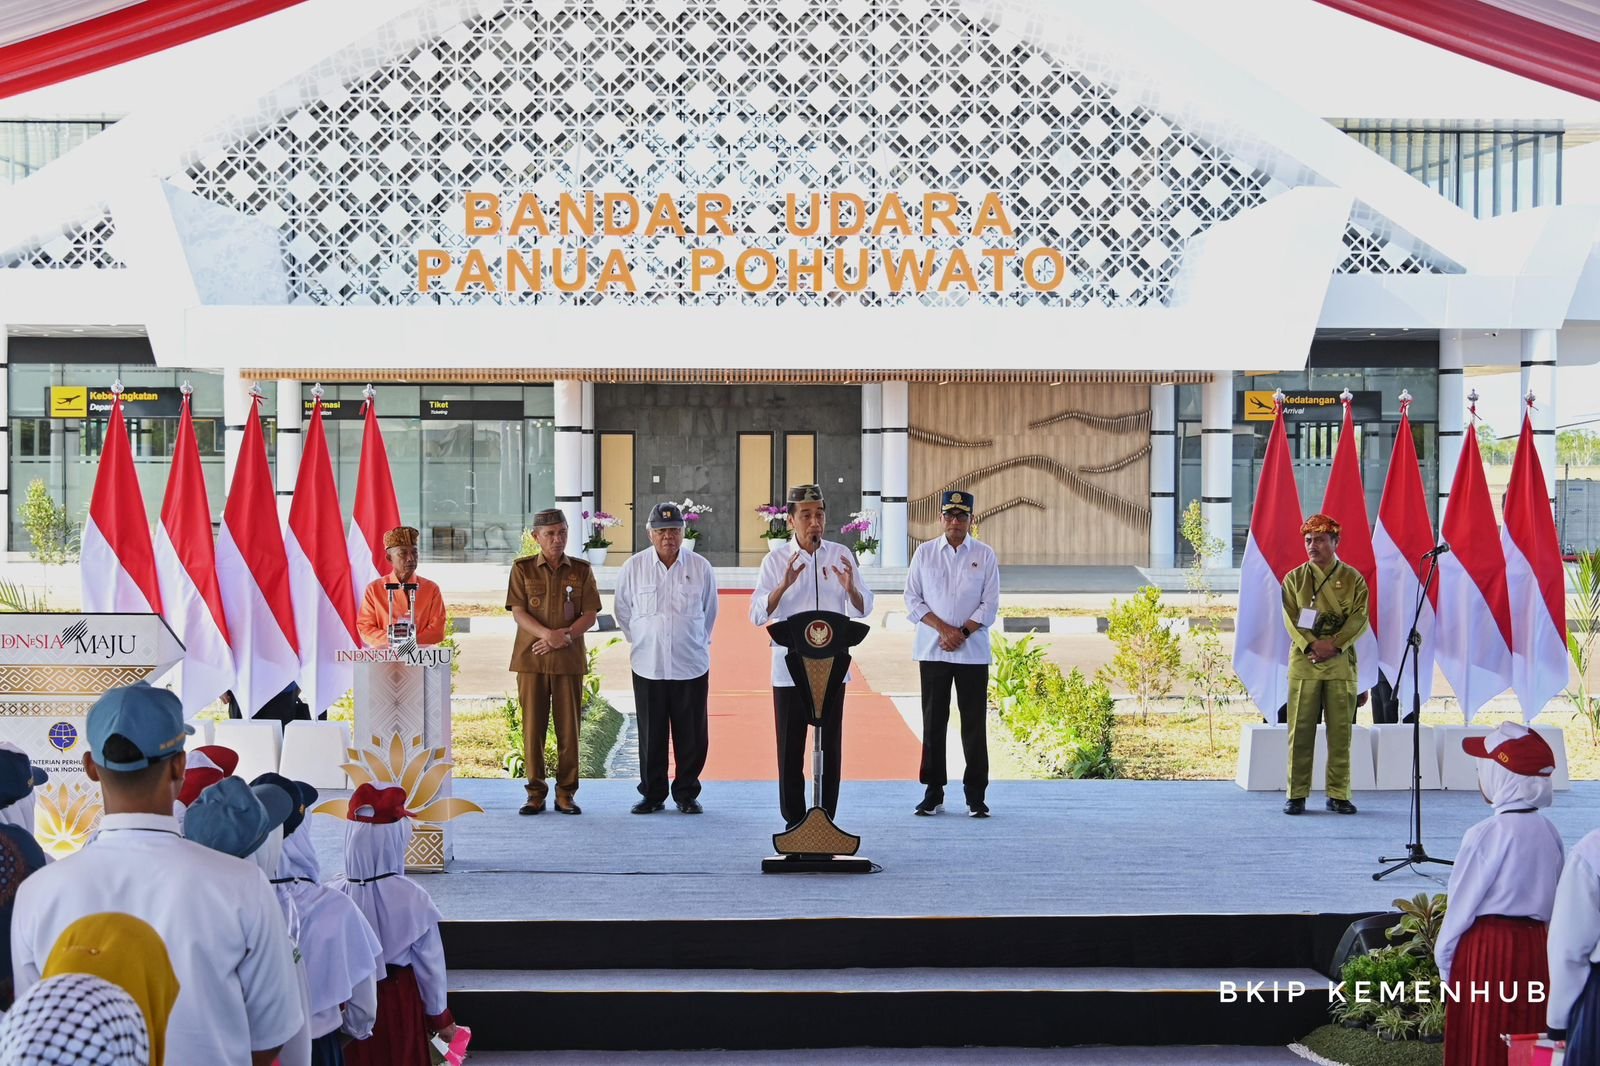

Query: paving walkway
[699,592,922,781]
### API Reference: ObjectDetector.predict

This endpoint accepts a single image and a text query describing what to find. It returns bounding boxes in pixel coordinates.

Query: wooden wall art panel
[908,383,1151,565]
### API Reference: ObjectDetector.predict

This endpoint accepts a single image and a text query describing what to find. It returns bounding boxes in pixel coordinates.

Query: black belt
[269,876,317,884]
[347,872,400,884]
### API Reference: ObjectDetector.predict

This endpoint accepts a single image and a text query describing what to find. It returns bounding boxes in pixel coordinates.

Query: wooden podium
[351,647,456,871]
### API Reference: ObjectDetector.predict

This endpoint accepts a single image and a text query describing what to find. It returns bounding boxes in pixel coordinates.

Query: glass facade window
[310,384,554,560]
[0,121,114,184]
[1175,367,1439,560]
[1334,120,1562,218]
[6,366,264,551]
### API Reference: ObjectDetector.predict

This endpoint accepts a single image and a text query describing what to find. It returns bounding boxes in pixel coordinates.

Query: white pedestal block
[211,720,283,783]
[279,721,351,790]
[1235,723,1374,790]
[184,719,215,751]
[1371,724,1440,790]
[1435,726,1492,789]
[1235,724,1287,790]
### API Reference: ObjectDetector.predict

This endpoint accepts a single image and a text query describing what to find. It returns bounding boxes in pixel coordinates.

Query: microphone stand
[1374,549,1451,880]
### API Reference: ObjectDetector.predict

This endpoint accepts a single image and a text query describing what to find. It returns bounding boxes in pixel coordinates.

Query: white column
[1200,372,1233,568]
[1520,329,1558,506]
[880,380,909,567]
[275,379,302,524]
[0,332,8,553]
[860,383,882,517]
[580,381,595,518]
[1148,383,1176,567]
[223,368,250,489]
[1438,330,1466,524]
[553,380,583,536]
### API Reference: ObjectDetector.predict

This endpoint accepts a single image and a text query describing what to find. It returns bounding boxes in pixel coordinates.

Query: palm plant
[1568,552,1600,742]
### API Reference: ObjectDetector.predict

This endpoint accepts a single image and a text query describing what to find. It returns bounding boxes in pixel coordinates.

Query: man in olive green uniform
[1280,513,1370,816]
[507,508,602,816]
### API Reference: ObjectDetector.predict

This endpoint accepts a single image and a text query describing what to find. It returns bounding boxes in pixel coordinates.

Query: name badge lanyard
[1304,562,1341,616]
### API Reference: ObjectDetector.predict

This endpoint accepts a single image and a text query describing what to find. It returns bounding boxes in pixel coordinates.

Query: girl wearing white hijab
[260,774,385,1066]
[1435,722,1563,1066]
[332,783,457,1066]
[1546,822,1600,1062]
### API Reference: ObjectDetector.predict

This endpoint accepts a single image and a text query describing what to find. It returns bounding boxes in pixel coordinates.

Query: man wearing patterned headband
[1281,513,1370,816]
[357,526,447,647]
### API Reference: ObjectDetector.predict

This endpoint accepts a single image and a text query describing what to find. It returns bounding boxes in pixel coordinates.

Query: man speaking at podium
[356,526,447,647]
[749,484,874,828]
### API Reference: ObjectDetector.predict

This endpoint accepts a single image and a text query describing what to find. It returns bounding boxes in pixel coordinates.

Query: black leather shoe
[1282,798,1305,815]
[518,803,544,816]
[1325,798,1358,815]
[631,800,665,814]
[676,799,703,814]
[914,789,944,816]
[554,802,583,816]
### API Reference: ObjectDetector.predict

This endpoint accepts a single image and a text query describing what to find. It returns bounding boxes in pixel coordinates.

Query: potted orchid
[757,503,792,551]
[843,509,880,567]
[675,498,713,553]
[581,510,621,566]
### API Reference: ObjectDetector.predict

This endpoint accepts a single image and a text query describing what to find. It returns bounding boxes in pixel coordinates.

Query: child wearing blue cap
[11,682,304,1065]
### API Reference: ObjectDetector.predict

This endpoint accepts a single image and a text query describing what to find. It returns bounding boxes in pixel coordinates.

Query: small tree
[1568,552,1600,744]
[1098,585,1182,721]
[1180,500,1243,749]
[20,479,76,566]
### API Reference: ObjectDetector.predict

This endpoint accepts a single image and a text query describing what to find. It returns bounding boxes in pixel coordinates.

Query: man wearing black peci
[748,485,875,828]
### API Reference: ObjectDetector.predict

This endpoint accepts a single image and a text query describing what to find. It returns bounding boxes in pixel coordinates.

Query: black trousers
[918,661,990,804]
[633,671,710,804]
[774,683,845,826]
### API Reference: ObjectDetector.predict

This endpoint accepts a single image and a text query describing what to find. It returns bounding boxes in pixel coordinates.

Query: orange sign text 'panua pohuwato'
[415,190,1069,295]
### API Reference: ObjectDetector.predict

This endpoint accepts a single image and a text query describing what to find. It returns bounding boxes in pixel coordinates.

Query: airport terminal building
[2,0,1598,567]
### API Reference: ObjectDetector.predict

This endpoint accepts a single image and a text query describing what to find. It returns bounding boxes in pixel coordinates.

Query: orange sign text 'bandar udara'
[414,191,1069,295]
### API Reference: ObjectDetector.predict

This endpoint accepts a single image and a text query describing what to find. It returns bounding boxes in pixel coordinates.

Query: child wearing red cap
[332,783,457,1066]
[1435,722,1564,1066]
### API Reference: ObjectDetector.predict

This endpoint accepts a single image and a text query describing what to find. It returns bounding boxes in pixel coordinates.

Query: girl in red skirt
[1435,723,1564,1066]
[333,783,457,1066]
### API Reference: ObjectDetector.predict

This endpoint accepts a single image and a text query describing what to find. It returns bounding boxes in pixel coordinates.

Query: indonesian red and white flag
[81,390,162,615]
[1436,410,1513,719]
[217,393,300,714]
[155,388,234,715]
[286,397,359,716]
[1502,399,1570,718]
[346,390,401,614]
[1233,399,1304,718]
[1373,394,1437,709]
[1321,395,1379,693]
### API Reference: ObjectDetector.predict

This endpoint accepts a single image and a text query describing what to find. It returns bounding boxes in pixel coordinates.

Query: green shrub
[999,662,1118,779]
[988,632,1044,706]
[1329,894,1449,1042]
[20,480,76,566]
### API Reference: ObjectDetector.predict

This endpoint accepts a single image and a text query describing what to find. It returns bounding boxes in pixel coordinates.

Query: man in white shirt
[614,501,720,815]
[749,484,875,827]
[904,490,1001,818]
[11,682,303,1066]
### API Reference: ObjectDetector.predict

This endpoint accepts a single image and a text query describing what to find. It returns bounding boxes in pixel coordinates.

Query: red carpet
[693,592,921,781]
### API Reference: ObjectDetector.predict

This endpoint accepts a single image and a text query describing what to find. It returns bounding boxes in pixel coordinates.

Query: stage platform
[306,777,1600,920]
[301,778,1599,1054]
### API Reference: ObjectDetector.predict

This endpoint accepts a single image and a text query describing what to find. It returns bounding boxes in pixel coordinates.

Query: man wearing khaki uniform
[508,508,601,816]
[1280,513,1370,817]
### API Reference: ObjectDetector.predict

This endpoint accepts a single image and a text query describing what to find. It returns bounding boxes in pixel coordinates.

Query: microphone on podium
[1420,543,1451,560]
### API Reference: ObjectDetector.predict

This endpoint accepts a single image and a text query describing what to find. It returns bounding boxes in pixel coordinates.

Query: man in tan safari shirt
[507,508,601,816]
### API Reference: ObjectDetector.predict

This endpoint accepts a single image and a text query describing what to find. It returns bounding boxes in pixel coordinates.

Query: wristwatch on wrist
[961,623,975,637]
